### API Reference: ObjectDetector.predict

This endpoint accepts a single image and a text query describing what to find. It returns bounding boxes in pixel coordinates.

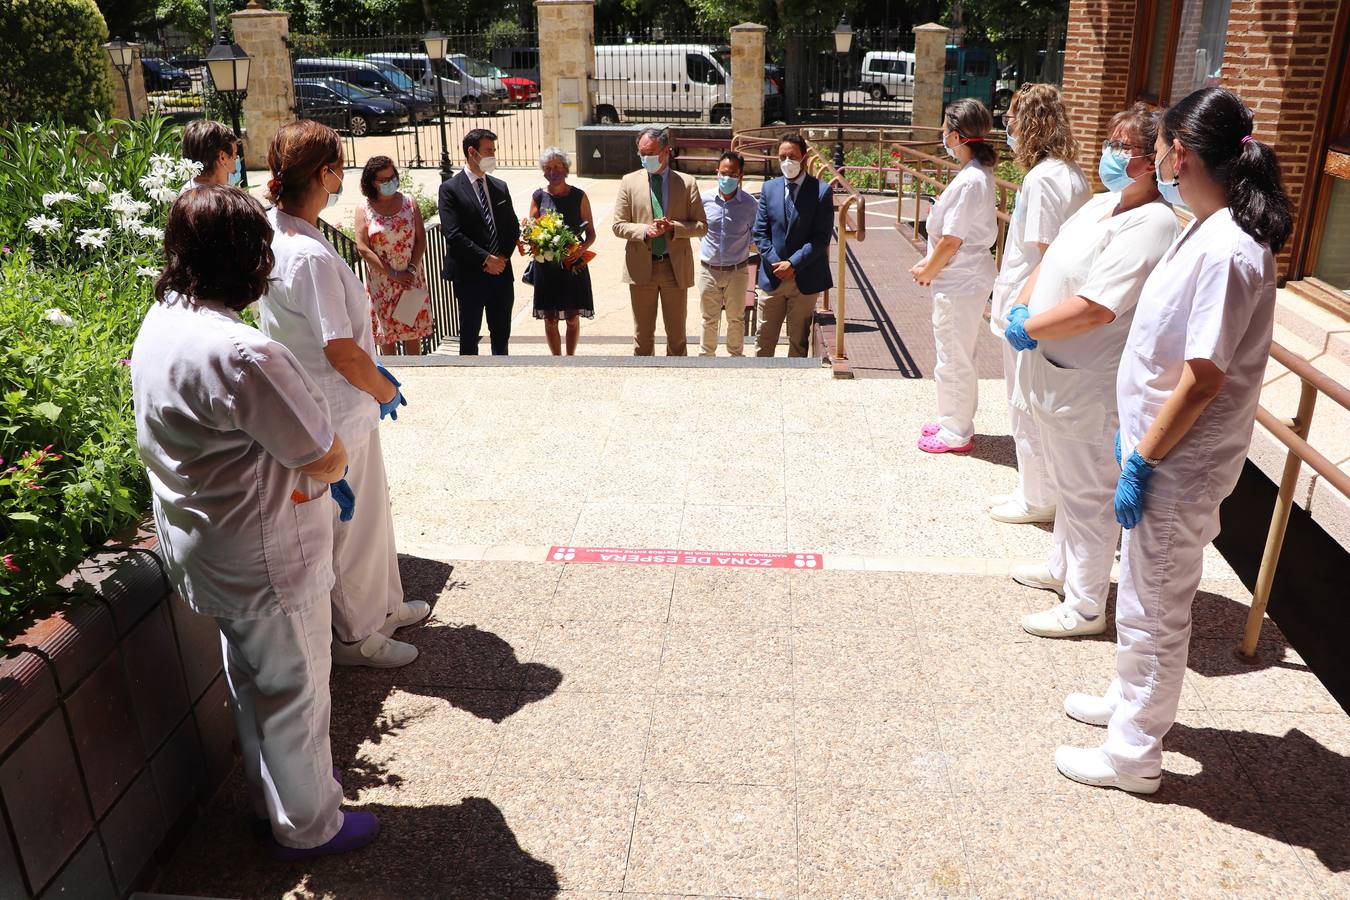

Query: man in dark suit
[438,128,521,355]
[753,132,834,357]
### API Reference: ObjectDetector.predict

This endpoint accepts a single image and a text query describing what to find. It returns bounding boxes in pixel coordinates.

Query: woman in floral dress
[355,156,430,355]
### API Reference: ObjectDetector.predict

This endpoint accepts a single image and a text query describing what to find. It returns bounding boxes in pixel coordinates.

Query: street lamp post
[832,17,853,170]
[205,31,252,187]
[423,27,453,181]
[104,38,137,121]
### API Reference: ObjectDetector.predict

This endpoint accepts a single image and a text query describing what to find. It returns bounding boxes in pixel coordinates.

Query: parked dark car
[294,57,438,119]
[141,58,191,92]
[294,78,409,136]
[168,53,206,71]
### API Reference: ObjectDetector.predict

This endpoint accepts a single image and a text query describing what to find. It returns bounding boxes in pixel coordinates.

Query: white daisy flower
[149,186,178,203]
[76,227,111,249]
[41,191,80,207]
[114,214,143,233]
[139,173,166,191]
[105,191,136,214]
[175,159,203,182]
[136,265,159,278]
[150,153,176,170]
[25,215,61,235]
[44,308,75,327]
[84,179,108,194]
[136,224,164,241]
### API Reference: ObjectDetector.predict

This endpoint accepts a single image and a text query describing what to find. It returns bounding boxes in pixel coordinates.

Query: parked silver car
[365,52,505,116]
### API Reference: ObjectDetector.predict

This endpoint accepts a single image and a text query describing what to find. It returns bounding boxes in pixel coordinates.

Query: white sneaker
[989,498,1056,524]
[1021,603,1106,638]
[986,492,1013,510]
[1064,693,1113,727]
[332,632,418,668]
[1055,745,1161,795]
[1010,563,1066,596]
[378,600,431,636]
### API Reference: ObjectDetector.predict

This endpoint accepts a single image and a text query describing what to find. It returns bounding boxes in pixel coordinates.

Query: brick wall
[1221,0,1343,278]
[1059,0,1138,188]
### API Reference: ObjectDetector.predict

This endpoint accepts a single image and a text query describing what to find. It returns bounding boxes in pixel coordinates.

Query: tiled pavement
[153,366,1350,898]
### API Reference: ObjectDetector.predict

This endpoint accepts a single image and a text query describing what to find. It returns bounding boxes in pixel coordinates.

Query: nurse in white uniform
[132,186,379,858]
[1004,103,1179,637]
[987,83,1090,524]
[257,120,428,669]
[177,119,242,194]
[911,98,1000,454]
[1055,87,1292,793]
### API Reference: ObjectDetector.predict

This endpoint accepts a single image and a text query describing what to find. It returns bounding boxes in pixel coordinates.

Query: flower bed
[0,116,194,630]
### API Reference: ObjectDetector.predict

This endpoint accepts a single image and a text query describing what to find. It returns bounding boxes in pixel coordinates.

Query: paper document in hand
[392,286,428,326]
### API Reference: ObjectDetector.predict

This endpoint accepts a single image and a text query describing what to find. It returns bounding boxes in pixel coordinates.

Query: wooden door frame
[1293,0,1350,282]
[1127,0,1186,106]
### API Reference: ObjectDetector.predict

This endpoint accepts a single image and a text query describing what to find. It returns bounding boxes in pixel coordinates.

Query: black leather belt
[651,253,669,261]
[701,260,745,271]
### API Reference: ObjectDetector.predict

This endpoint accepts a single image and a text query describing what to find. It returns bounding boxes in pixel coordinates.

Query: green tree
[1,0,114,126]
[96,0,155,38]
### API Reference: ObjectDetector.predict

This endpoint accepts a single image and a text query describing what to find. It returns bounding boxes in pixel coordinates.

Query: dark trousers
[453,275,514,356]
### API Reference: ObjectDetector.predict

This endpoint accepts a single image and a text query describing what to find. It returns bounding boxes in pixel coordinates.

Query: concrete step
[403,350,823,369]
[1276,285,1350,368]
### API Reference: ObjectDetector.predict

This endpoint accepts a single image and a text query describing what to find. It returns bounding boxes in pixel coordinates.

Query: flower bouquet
[517,211,595,272]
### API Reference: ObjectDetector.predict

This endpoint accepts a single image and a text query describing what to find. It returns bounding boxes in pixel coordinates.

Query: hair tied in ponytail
[1240,135,1253,146]
[267,176,283,196]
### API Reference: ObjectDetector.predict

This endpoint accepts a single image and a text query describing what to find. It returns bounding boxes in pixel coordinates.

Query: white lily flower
[84,179,107,194]
[25,215,61,235]
[41,191,80,207]
[76,227,111,249]
[136,265,159,278]
[44,308,75,327]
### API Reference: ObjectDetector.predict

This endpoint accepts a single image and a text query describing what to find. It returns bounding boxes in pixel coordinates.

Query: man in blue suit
[753,133,834,357]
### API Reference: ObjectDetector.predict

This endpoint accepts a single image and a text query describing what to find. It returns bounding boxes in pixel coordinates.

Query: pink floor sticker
[547,546,822,569]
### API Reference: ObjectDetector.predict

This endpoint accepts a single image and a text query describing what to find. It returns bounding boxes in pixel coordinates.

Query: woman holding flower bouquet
[527,147,595,356]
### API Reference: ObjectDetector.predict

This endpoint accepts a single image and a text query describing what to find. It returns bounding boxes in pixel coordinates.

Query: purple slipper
[269,811,380,861]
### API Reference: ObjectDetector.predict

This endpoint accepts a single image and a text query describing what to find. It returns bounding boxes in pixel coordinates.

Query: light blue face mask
[717,174,739,195]
[640,154,663,174]
[228,155,242,186]
[379,176,400,197]
[1155,148,1184,206]
[1097,148,1135,193]
[1005,132,1017,152]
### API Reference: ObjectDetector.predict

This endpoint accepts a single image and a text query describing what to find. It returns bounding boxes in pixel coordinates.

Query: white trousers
[217,601,344,849]
[931,290,988,445]
[1101,493,1220,776]
[331,428,404,642]
[1001,341,1054,508]
[1040,417,1119,620]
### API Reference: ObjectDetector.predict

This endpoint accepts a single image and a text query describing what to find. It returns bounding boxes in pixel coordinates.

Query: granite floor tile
[408,500,581,548]
[1261,801,1350,896]
[790,569,917,628]
[677,503,789,552]
[528,622,666,694]
[586,451,693,505]
[658,625,793,697]
[570,502,685,548]
[643,696,794,786]
[431,562,562,623]
[494,692,652,782]
[624,781,796,898]
[919,631,1065,704]
[351,687,507,781]
[1205,710,1350,804]
[795,699,949,792]
[797,786,972,898]
[1183,638,1340,713]
[936,700,1107,795]
[787,505,909,557]
[397,619,545,693]
[1051,636,1208,712]
[668,568,791,626]
[792,626,934,701]
[552,564,674,623]
[684,465,786,507]
[907,574,1067,636]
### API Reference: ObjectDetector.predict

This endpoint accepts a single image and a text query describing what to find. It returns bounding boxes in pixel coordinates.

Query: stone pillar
[912,23,949,133]
[229,3,293,171]
[106,43,148,120]
[730,23,768,134]
[536,0,595,158]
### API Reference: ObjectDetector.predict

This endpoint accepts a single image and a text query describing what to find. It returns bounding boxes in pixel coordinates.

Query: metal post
[121,71,136,122]
[1238,381,1318,659]
[834,60,845,168]
[435,62,452,181]
[229,98,248,188]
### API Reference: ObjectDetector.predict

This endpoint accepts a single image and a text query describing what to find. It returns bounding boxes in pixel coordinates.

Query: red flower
[2,555,19,573]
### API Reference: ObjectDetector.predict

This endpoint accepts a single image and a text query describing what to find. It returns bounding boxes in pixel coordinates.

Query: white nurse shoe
[1064,692,1114,727]
[379,600,431,636]
[1021,602,1106,638]
[332,632,418,668]
[1055,746,1161,795]
[989,497,1056,524]
[1010,563,1066,596]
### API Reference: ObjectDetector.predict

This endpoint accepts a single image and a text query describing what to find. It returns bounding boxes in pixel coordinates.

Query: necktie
[786,181,798,218]
[475,177,498,250]
[649,173,666,257]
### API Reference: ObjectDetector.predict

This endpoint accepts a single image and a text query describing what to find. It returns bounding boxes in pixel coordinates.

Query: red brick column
[1221,0,1342,279]
[1059,0,1137,188]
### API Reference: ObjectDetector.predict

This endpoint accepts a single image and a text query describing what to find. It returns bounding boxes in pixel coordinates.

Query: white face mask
[943,132,959,160]
[322,166,342,208]
[779,158,801,179]
[477,154,497,174]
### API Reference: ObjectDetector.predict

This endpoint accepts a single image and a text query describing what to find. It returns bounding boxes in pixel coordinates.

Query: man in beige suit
[612,126,708,355]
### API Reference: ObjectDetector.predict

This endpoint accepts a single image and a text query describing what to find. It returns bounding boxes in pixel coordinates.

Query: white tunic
[1117,207,1277,504]
[258,208,379,447]
[926,160,999,297]
[131,297,336,619]
[991,157,1090,329]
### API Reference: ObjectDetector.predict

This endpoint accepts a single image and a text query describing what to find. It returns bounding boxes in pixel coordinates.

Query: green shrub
[0,116,184,629]
[0,0,115,127]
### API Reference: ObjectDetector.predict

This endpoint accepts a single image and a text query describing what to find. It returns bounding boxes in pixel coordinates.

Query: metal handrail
[1240,341,1350,658]
[730,129,866,375]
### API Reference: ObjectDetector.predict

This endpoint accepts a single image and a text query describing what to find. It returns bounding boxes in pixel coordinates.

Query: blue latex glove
[1003,305,1037,351]
[330,478,356,523]
[1114,450,1154,530]
[376,363,407,421]
[1114,430,1122,467]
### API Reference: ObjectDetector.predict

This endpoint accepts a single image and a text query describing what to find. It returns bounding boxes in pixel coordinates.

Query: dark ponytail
[944,98,999,168]
[1160,87,1293,252]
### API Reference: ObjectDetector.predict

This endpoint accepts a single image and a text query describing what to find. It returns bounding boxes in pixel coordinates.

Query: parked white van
[593,44,732,125]
[859,50,916,101]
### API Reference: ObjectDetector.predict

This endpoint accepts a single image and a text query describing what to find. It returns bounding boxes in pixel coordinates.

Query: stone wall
[730,23,768,135]
[912,23,949,133]
[105,44,149,121]
[536,0,595,158]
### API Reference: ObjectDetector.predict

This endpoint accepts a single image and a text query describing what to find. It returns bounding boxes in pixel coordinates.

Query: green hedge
[0,0,115,127]
[0,116,184,630]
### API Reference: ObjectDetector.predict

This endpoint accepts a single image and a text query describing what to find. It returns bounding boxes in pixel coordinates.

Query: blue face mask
[1155,148,1184,206]
[228,155,242,186]
[1097,148,1135,193]
[1005,132,1017,152]
[640,154,663,174]
[717,174,739,195]
[379,176,400,196]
